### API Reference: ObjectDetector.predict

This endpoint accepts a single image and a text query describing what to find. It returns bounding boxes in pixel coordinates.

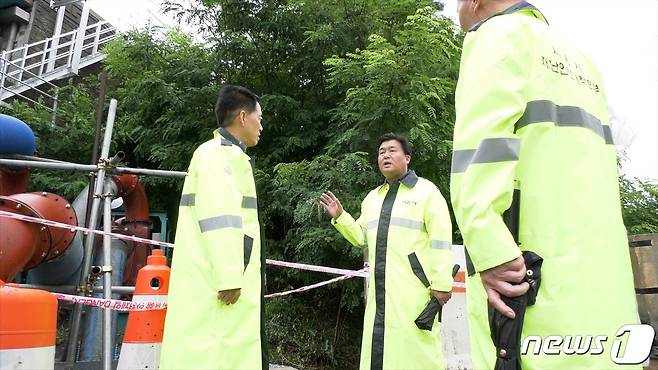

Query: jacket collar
[214,127,247,153]
[382,170,419,189]
[468,1,548,32]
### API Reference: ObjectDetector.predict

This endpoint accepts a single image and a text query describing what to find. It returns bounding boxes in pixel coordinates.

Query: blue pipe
[0,114,36,155]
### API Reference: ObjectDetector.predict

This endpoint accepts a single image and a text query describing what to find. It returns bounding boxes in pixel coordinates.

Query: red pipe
[112,175,150,222]
[0,166,30,196]
[111,175,152,286]
[0,217,40,282]
[0,193,77,282]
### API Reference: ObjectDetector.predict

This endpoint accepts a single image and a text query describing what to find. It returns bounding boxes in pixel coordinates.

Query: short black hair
[376,133,413,156]
[214,85,260,127]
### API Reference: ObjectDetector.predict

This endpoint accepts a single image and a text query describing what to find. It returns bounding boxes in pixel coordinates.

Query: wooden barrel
[628,233,658,353]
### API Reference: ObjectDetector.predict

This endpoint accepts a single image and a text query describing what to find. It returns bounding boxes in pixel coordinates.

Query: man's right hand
[319,191,343,219]
[480,256,529,319]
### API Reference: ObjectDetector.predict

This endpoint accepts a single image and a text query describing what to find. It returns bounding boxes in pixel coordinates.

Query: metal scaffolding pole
[114,166,187,178]
[19,284,136,295]
[0,158,187,178]
[102,180,113,370]
[0,158,97,172]
[65,99,117,363]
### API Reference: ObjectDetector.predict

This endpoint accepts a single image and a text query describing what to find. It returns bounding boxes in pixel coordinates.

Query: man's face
[241,102,263,147]
[457,0,480,31]
[377,139,410,181]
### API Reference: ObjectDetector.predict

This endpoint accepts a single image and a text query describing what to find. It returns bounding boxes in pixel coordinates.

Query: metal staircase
[0,20,118,115]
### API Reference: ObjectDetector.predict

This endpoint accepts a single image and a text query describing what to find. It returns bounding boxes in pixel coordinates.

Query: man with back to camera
[320,133,454,369]
[450,1,639,368]
[160,85,268,369]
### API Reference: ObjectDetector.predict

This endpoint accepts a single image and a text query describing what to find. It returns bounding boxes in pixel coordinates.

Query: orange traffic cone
[117,249,170,370]
[0,280,57,369]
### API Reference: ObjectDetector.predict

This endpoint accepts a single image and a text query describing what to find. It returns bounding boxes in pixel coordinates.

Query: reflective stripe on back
[516,100,613,144]
[198,215,242,232]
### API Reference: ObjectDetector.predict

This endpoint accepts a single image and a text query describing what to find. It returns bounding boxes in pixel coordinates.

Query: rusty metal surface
[0,213,39,281]
[0,196,51,272]
[0,165,30,196]
[111,175,151,286]
[0,192,77,279]
[9,192,78,263]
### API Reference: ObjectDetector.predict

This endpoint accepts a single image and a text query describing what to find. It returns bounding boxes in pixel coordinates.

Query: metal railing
[0,55,59,118]
[0,20,119,118]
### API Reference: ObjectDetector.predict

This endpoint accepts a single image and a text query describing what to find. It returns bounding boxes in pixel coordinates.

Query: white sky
[88,0,179,30]
[86,0,658,180]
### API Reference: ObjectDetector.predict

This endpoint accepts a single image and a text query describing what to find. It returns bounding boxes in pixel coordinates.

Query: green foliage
[325,6,461,196]
[5,1,657,367]
[1,81,98,199]
[266,294,363,369]
[620,177,658,234]
[103,29,217,172]
[2,1,463,368]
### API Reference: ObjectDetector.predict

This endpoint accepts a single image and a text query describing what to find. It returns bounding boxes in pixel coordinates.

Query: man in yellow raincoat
[451,1,639,368]
[160,85,267,369]
[320,133,454,370]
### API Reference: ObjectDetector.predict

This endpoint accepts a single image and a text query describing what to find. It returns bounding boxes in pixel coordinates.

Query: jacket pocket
[244,235,254,271]
[408,252,430,288]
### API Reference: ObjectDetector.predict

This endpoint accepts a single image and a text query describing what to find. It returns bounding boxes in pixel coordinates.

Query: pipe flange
[39,192,78,261]
[9,192,78,263]
[0,197,52,269]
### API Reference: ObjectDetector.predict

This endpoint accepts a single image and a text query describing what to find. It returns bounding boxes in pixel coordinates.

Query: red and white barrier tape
[49,270,459,309]
[0,210,366,278]
[46,272,361,310]
[265,269,366,298]
[266,259,368,278]
[0,210,173,248]
[52,292,166,311]
[0,210,465,298]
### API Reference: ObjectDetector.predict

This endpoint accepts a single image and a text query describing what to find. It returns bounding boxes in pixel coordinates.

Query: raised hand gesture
[319,191,344,219]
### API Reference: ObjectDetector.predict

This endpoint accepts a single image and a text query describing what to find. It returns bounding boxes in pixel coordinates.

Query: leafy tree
[620,176,658,234]
[2,1,464,368]
[1,81,98,199]
[6,2,657,367]
[324,6,461,196]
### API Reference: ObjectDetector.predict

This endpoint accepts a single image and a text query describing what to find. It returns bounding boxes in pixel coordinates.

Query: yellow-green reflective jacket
[451,2,638,369]
[333,171,453,370]
[160,128,266,370]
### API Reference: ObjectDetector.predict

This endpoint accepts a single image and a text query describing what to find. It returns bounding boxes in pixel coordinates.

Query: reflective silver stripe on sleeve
[431,240,451,250]
[367,219,379,230]
[389,217,424,231]
[199,215,242,232]
[516,100,612,144]
[242,196,258,209]
[602,125,614,145]
[451,138,520,174]
[451,150,476,174]
[179,193,195,206]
